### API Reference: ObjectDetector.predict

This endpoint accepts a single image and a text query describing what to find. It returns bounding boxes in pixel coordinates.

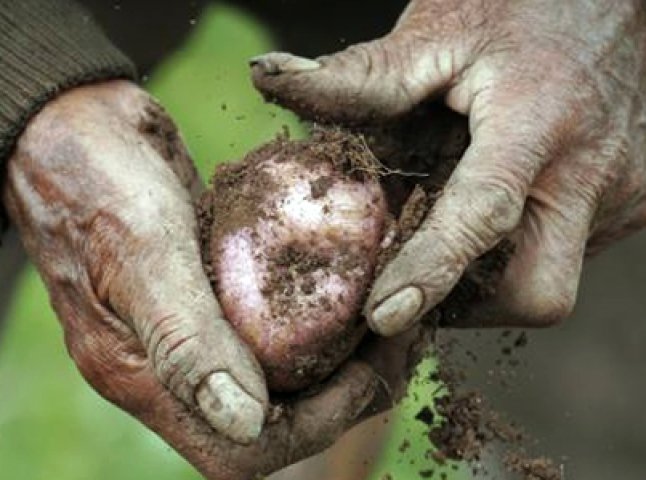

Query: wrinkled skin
[1,80,430,479]
[4,80,269,446]
[252,0,646,333]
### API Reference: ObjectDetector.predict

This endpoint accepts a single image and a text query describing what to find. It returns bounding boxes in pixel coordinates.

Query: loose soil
[418,335,562,480]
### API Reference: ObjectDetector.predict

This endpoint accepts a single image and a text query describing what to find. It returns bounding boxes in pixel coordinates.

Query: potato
[199,131,387,391]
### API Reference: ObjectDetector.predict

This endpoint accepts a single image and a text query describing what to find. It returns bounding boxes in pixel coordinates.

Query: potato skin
[209,143,387,392]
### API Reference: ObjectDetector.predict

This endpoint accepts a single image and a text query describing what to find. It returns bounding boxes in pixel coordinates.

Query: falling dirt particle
[310,175,335,199]
[399,439,411,453]
[505,452,562,480]
[431,450,447,466]
[514,332,529,348]
[398,185,429,242]
[415,406,435,426]
[424,336,563,480]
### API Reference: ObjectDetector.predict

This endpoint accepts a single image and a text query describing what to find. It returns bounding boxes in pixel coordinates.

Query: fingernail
[196,372,264,444]
[370,287,424,337]
[249,53,321,75]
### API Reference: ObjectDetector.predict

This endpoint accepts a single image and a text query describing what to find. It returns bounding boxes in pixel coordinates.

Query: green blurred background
[0,6,467,479]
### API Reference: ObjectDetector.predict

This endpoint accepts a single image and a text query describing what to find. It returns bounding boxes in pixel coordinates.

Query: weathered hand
[2,80,272,444]
[251,0,646,332]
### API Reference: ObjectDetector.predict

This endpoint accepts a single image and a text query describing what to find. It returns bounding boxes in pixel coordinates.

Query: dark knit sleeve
[0,0,137,233]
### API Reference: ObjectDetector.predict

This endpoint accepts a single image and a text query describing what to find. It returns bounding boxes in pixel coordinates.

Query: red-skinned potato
[199,131,387,392]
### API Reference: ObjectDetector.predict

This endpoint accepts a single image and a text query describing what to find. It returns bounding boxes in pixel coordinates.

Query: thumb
[250,33,458,124]
[88,204,269,445]
[114,242,269,444]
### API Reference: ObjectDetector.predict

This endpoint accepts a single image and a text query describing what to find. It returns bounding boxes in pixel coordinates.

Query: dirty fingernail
[370,287,424,337]
[196,372,264,445]
[249,52,321,75]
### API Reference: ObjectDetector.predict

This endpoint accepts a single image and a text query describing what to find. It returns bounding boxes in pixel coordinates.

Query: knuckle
[453,179,524,244]
[514,287,576,328]
[154,334,202,400]
[477,181,524,232]
[342,40,391,71]
[337,39,419,116]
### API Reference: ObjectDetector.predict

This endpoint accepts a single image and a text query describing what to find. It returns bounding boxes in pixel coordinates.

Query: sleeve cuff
[0,0,137,161]
[0,0,138,237]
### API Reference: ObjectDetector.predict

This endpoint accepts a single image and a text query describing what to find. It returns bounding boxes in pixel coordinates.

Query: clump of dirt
[375,185,430,277]
[416,336,561,480]
[505,452,562,480]
[199,154,276,242]
[309,175,335,199]
[261,243,333,316]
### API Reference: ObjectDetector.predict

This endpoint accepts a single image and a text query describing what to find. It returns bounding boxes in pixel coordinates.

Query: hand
[2,80,272,445]
[251,0,646,332]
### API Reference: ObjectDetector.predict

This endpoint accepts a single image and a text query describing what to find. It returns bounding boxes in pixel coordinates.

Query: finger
[366,102,560,336]
[124,244,267,444]
[280,362,379,463]
[452,157,600,328]
[89,204,269,444]
[249,0,494,125]
[250,34,455,124]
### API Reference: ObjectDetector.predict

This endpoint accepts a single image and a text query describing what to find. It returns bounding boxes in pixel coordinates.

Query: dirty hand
[2,80,272,445]
[252,0,646,332]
